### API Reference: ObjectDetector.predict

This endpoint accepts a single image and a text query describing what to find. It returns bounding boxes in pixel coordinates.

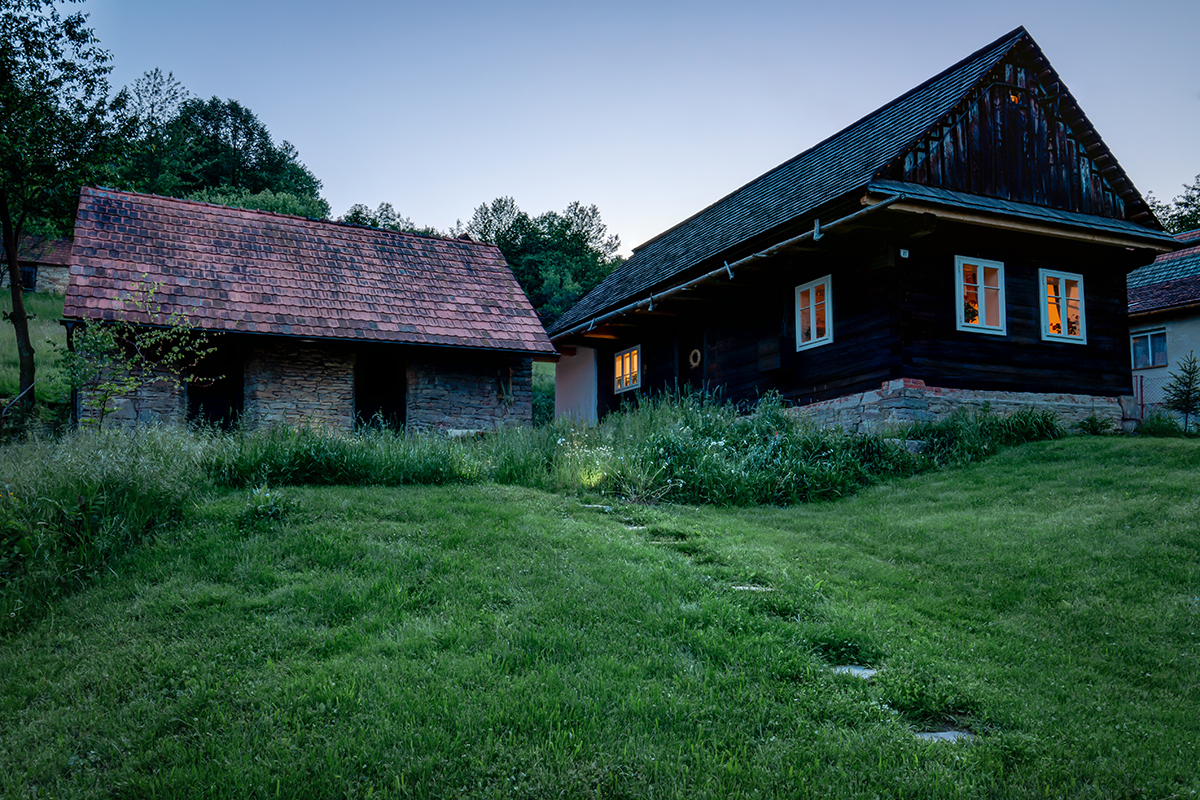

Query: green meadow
[2,431,1197,798]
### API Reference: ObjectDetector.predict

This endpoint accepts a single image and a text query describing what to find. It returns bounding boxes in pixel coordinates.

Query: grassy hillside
[0,291,67,404]
[1,436,1197,798]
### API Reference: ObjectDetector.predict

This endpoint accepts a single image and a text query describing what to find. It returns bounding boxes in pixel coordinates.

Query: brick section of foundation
[796,378,1140,432]
[407,351,533,432]
[78,365,185,427]
[243,342,355,430]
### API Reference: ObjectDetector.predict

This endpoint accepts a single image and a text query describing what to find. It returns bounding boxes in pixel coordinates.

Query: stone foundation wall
[795,378,1140,433]
[77,365,186,428]
[2,265,69,293]
[243,342,355,430]
[407,351,533,432]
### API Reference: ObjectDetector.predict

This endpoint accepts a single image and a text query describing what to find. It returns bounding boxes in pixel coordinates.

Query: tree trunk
[1,205,36,417]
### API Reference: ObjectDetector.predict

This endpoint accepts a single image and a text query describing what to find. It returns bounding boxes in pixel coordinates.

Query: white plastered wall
[555,347,597,423]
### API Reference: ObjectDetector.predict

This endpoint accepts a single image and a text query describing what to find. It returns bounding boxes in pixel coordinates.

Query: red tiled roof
[1129,275,1200,316]
[18,236,72,265]
[64,188,555,355]
[1127,233,1200,315]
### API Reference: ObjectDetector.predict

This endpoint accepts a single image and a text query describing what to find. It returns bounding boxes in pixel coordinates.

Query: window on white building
[1131,330,1167,369]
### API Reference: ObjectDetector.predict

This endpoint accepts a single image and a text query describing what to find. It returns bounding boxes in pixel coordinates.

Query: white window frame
[1130,329,1167,370]
[614,345,641,394]
[954,256,1007,335]
[795,275,833,351]
[1039,268,1087,344]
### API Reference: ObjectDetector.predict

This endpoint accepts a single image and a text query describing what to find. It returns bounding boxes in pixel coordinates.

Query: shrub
[239,485,292,531]
[1073,413,1115,436]
[1138,410,1184,438]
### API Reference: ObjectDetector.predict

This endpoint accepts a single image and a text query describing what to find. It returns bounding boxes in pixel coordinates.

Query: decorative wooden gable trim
[878,37,1156,228]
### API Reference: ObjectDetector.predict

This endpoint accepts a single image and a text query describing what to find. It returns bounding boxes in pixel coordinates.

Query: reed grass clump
[0,425,216,627]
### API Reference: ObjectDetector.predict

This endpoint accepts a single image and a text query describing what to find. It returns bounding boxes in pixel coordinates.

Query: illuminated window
[614,345,640,393]
[1040,269,1086,343]
[1131,330,1166,369]
[955,256,1006,335]
[795,275,833,351]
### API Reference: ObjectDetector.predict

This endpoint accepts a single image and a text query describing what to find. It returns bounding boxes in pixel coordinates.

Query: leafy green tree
[63,280,215,428]
[188,187,329,219]
[0,0,129,416]
[338,202,442,236]
[1163,350,1200,434]
[116,67,189,196]
[465,197,623,326]
[115,86,330,217]
[1149,174,1200,235]
[168,97,325,203]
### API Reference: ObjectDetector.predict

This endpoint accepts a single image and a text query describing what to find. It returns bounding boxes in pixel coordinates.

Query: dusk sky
[84,0,1198,254]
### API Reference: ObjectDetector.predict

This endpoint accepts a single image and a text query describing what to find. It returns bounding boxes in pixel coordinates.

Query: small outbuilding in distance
[549,27,1178,431]
[63,187,556,431]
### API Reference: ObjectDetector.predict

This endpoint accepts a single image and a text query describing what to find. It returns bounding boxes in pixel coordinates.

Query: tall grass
[0,291,68,405]
[1,394,1067,631]
[1,426,216,626]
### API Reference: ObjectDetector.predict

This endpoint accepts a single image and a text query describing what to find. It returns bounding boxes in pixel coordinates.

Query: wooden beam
[868,198,1175,252]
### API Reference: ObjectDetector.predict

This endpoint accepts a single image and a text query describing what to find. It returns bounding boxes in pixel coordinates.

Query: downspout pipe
[554,193,904,342]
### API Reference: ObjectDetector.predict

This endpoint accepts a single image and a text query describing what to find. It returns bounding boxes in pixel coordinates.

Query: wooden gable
[880,38,1153,227]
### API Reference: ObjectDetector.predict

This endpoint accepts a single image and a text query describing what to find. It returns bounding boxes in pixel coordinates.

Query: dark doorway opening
[356,347,406,429]
[187,342,243,429]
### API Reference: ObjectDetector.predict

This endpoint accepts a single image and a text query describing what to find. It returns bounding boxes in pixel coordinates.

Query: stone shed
[63,187,556,430]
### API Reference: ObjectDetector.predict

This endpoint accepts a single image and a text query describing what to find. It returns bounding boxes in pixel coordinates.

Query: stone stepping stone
[830,665,877,679]
[914,730,974,742]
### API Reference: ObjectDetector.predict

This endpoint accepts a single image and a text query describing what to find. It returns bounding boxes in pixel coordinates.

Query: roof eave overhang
[549,192,907,344]
[863,192,1177,254]
[60,314,557,358]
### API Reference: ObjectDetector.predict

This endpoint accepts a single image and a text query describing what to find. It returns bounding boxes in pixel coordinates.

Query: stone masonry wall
[77,364,186,428]
[244,342,355,430]
[796,378,1141,433]
[407,351,533,433]
[2,265,69,293]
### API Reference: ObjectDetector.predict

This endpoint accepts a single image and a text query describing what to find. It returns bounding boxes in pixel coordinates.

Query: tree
[338,202,442,236]
[0,0,129,416]
[1163,350,1200,434]
[465,197,623,326]
[116,67,190,196]
[169,97,326,206]
[188,187,329,219]
[114,86,330,217]
[1148,174,1200,235]
[63,280,215,428]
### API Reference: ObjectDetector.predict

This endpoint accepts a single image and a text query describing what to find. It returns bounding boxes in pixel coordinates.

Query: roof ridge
[629,27,1027,255]
[82,186,482,250]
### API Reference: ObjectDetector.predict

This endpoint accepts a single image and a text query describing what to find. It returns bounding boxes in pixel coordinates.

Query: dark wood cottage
[550,27,1177,430]
[64,187,556,430]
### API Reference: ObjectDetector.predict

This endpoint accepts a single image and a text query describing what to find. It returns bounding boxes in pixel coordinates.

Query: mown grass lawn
[1,437,1197,798]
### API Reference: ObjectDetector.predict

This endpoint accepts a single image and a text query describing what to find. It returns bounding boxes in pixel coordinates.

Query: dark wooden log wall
[894,58,1125,219]
[898,221,1135,396]
[588,217,1141,418]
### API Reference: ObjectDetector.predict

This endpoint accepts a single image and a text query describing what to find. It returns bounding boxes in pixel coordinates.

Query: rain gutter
[553,193,905,342]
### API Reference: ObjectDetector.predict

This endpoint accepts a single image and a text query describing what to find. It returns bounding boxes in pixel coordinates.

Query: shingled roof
[550,26,1167,337]
[1128,231,1200,316]
[64,188,555,355]
[18,236,72,266]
